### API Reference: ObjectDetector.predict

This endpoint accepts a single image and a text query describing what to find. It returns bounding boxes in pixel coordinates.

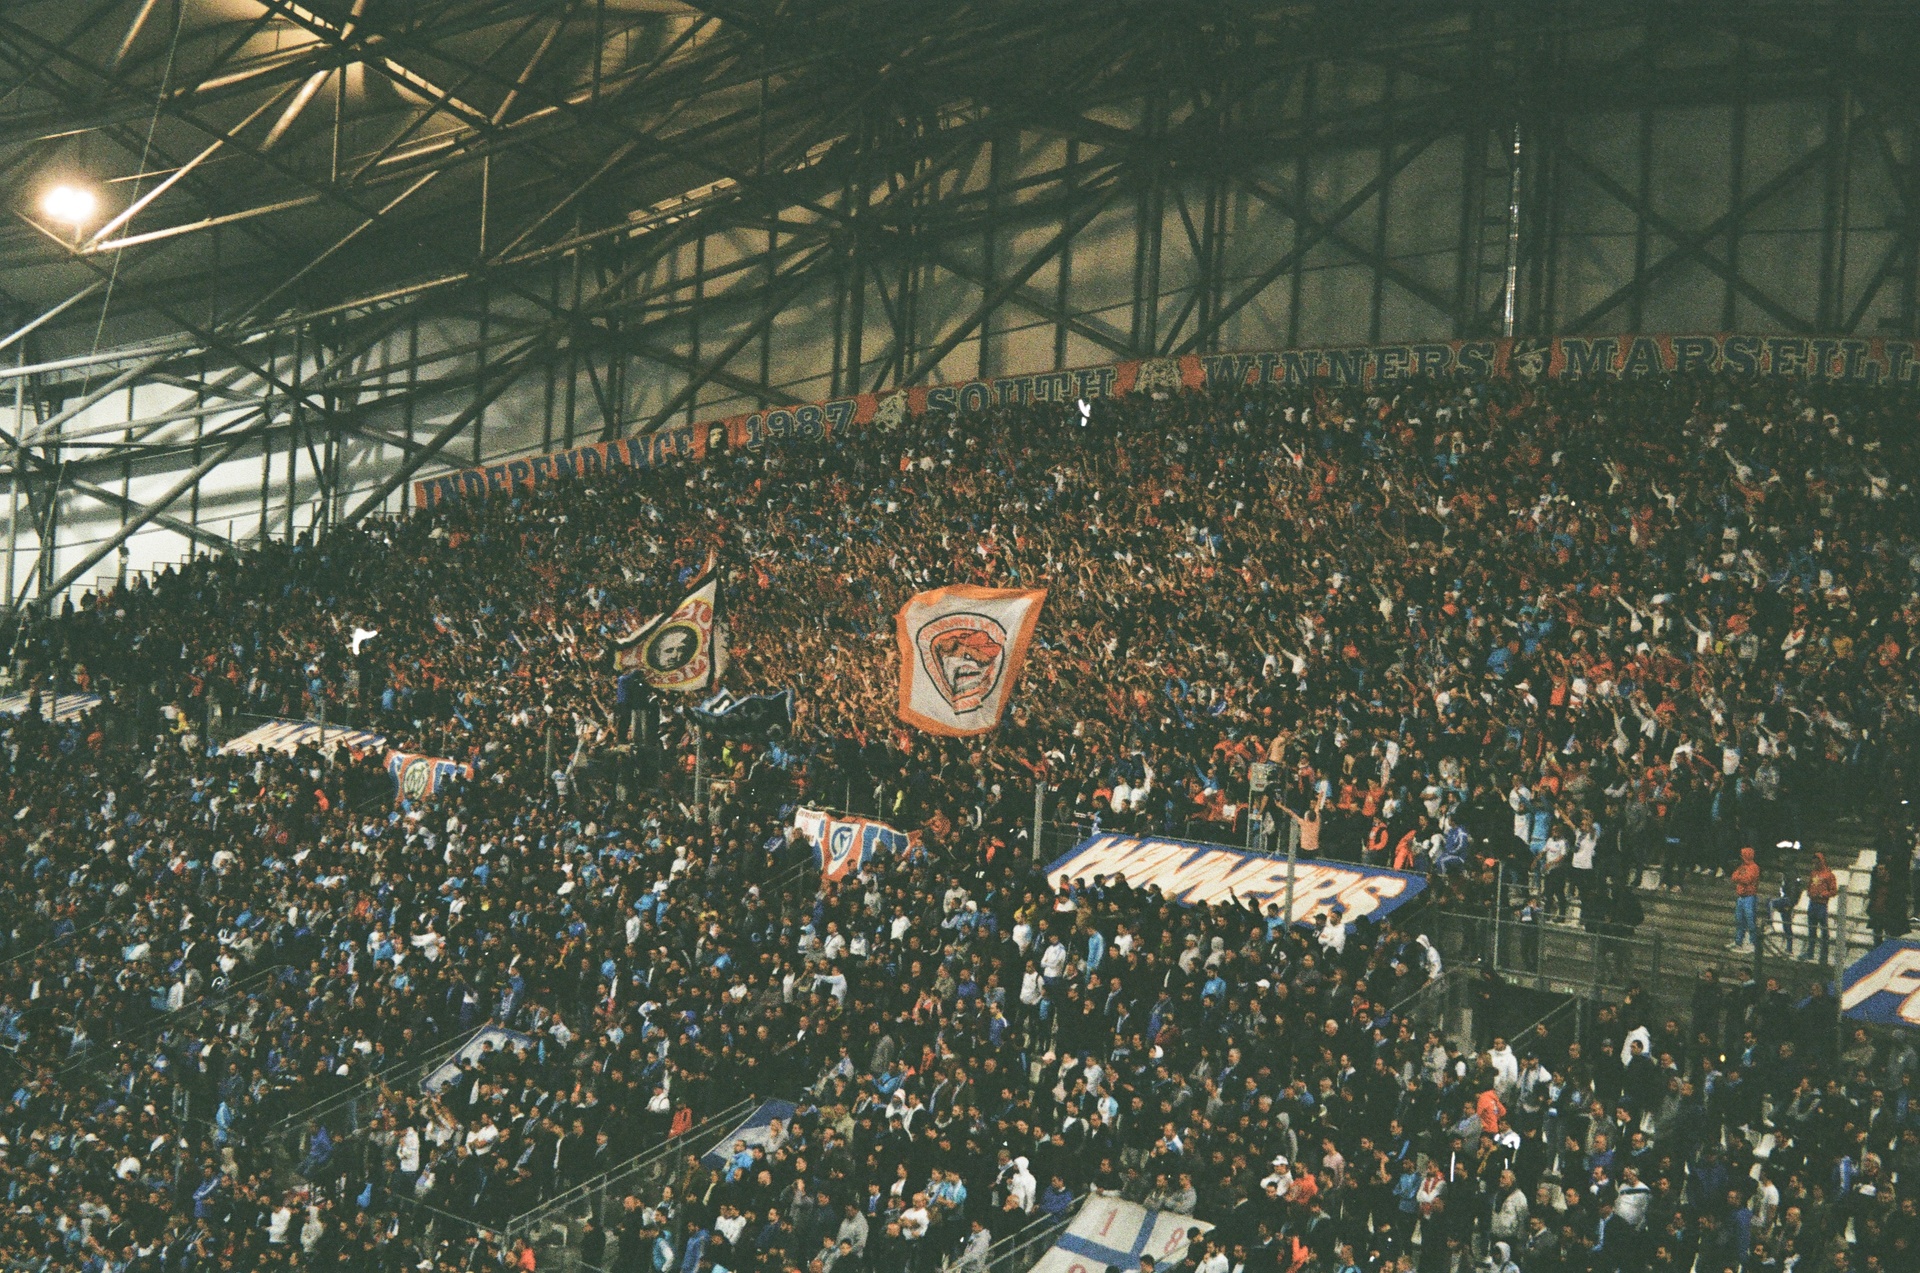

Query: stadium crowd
[1,363,1918,1273]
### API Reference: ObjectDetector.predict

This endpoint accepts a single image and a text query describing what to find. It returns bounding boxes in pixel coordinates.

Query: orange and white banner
[895,585,1045,736]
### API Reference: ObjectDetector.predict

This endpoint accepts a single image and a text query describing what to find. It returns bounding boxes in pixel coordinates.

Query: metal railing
[1445,904,1847,1006]
[1380,966,1473,1042]
[978,1196,1088,1273]
[1505,996,1587,1062]
[263,1018,497,1160]
[54,960,287,1083]
[505,1095,760,1244]
[1425,909,1673,1001]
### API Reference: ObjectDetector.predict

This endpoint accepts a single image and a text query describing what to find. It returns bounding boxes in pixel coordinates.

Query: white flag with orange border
[895,584,1046,736]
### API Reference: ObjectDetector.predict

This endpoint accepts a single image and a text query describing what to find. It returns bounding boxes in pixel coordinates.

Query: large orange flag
[896,584,1046,736]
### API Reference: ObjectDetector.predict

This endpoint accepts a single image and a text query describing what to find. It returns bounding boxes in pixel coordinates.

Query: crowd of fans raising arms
[1,366,1918,1273]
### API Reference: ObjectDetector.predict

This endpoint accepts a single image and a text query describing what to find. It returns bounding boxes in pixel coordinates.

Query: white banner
[0,692,99,723]
[1027,1199,1211,1273]
[221,719,386,756]
[615,563,726,693]
[895,584,1045,736]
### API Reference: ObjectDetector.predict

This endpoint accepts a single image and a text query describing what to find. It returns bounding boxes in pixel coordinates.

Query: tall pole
[1494,864,1506,969]
[4,340,22,613]
[1502,122,1524,337]
[1033,779,1046,864]
[1283,815,1299,929]
[694,727,707,819]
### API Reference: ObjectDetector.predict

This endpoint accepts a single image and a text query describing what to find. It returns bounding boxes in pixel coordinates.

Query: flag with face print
[613,553,726,693]
[895,584,1046,736]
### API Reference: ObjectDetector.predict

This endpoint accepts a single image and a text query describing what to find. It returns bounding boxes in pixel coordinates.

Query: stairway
[1482,816,1884,1015]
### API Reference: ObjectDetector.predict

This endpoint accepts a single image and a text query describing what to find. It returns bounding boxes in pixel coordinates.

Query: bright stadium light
[41,183,99,236]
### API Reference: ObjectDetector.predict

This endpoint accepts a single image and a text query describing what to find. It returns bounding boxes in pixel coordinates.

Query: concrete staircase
[1574,816,1879,1005]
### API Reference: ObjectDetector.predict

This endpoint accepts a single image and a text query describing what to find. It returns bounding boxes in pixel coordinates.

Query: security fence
[257,1018,497,1158]
[1425,908,1676,1001]
[1420,905,1847,1018]
[506,1096,761,1247]
[979,1196,1089,1273]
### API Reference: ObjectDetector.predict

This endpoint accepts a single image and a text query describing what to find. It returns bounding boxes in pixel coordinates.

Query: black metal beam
[1555,141,1827,334]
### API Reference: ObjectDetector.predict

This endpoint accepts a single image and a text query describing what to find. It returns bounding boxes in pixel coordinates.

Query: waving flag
[614,555,726,693]
[691,688,794,742]
[793,807,919,882]
[896,584,1046,736]
[387,751,474,803]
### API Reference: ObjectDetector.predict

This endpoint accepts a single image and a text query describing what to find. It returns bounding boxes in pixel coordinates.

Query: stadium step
[1487,812,1882,1009]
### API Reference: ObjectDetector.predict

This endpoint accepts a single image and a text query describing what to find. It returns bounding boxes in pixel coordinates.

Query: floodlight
[42,184,98,229]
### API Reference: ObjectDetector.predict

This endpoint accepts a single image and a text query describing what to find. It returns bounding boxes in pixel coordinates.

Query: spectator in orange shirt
[1730,844,1761,952]
[1805,851,1839,964]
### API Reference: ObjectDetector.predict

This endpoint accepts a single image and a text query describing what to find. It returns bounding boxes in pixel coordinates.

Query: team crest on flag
[793,807,920,882]
[896,585,1045,736]
[614,556,727,693]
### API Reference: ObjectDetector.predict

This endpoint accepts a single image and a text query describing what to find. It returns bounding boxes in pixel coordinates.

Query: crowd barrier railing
[504,1095,762,1244]
[263,1018,498,1163]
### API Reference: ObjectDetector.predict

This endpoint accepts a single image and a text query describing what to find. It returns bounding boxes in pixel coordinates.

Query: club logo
[1135,358,1183,397]
[1510,338,1550,381]
[873,391,909,432]
[398,757,436,802]
[827,824,859,874]
[915,612,1009,713]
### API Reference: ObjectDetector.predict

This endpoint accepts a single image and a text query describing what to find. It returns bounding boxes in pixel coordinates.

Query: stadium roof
[0,1,1912,606]
[4,0,1905,372]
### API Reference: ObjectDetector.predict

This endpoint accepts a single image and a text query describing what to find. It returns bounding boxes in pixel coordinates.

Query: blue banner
[1046,832,1426,926]
[387,750,474,803]
[420,1026,534,1093]
[701,1099,798,1174]
[1841,938,1920,1028]
[692,687,794,741]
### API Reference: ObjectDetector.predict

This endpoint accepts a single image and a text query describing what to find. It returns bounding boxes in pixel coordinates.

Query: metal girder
[1173,123,1455,356]
[337,332,547,526]
[40,298,431,594]
[924,246,1134,361]
[1559,139,1836,334]
[331,194,794,522]
[898,169,1130,389]
[42,425,264,599]
[1554,143,1816,334]
[2,0,1915,602]
[1239,171,1456,333]
[631,242,835,438]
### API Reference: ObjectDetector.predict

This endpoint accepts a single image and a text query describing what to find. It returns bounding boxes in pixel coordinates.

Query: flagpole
[694,726,708,821]
[1284,815,1299,929]
[1032,779,1046,864]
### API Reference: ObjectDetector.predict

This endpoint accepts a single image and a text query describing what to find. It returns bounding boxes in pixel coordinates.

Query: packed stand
[1,366,1918,1273]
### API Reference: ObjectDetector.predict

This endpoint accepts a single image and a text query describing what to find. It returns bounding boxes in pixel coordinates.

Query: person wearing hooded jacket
[1007,1157,1037,1214]
[1729,845,1761,952]
[1414,933,1443,980]
[1486,1240,1521,1273]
